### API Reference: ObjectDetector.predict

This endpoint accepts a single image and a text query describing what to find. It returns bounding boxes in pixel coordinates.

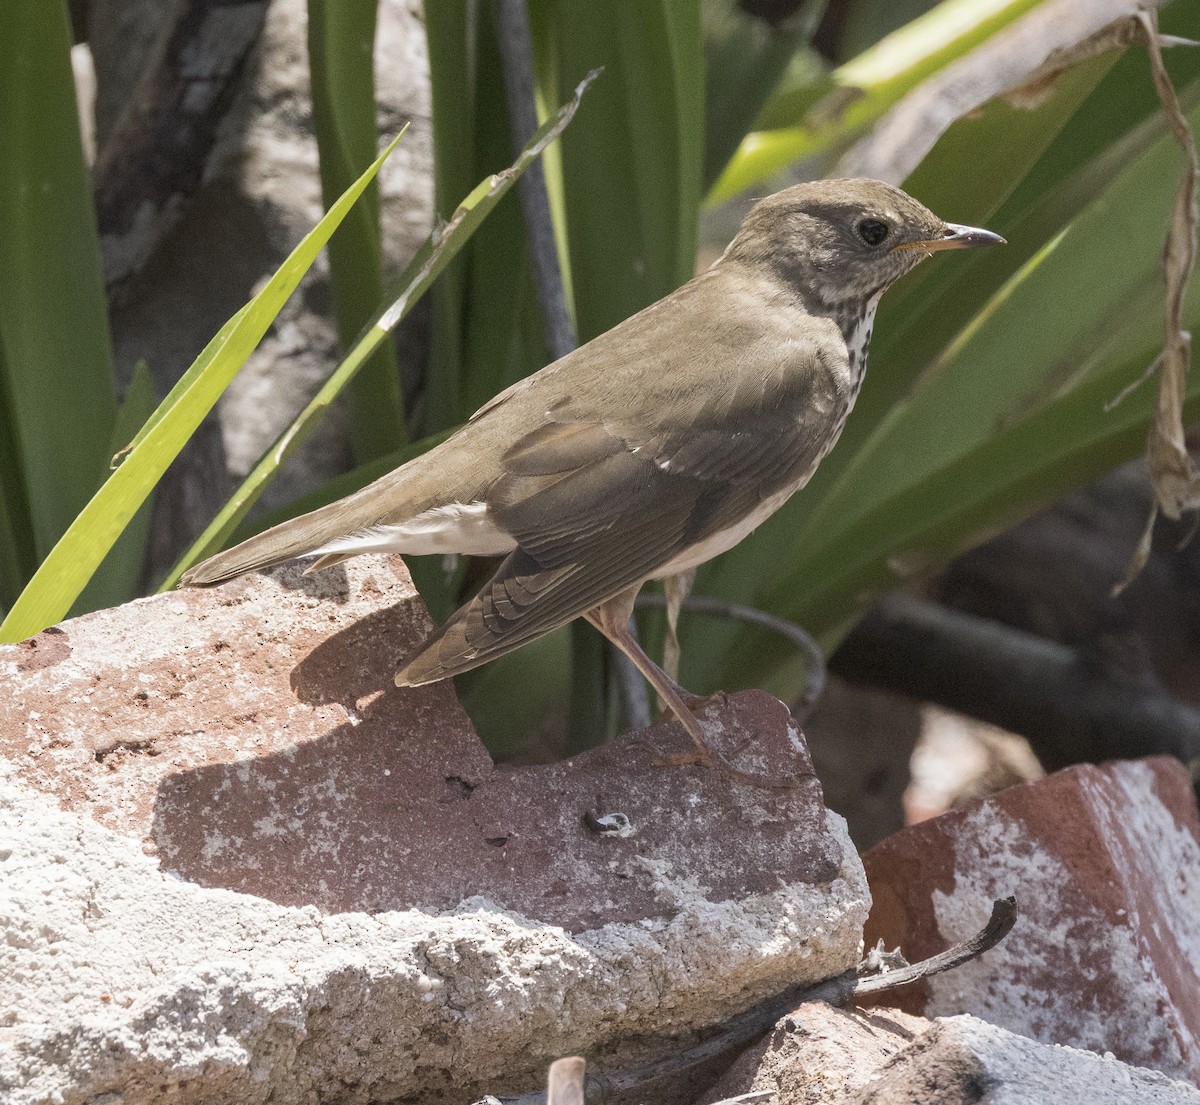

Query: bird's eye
[857,218,890,246]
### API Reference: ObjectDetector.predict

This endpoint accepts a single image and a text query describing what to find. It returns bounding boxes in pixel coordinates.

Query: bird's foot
[702,746,813,790]
[654,688,728,723]
[642,709,811,791]
[677,688,729,713]
[676,693,809,788]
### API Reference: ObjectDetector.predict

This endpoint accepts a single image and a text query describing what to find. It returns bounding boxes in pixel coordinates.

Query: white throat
[844,290,882,393]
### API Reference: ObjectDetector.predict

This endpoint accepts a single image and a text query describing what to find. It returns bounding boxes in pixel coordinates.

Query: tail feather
[179,500,360,586]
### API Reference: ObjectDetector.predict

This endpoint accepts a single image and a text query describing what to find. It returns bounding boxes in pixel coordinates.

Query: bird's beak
[891,223,1006,253]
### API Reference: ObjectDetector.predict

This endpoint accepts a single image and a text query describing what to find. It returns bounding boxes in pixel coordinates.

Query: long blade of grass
[161,71,599,589]
[422,0,476,436]
[72,361,158,617]
[0,1,118,574]
[309,0,406,461]
[540,2,703,336]
[0,341,33,614]
[422,2,552,451]
[0,136,402,643]
[702,3,820,193]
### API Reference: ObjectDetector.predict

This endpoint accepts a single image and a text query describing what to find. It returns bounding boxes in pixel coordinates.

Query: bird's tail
[180,498,368,586]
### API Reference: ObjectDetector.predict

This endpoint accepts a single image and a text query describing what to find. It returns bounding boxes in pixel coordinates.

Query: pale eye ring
[857,218,890,246]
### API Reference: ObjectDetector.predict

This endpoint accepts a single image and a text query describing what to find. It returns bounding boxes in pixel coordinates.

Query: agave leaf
[0,2,118,596]
[0,137,403,643]
[309,0,407,461]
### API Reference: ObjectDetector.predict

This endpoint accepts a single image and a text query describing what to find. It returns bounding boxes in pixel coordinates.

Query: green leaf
[709,0,1044,203]
[309,0,407,461]
[702,3,819,192]
[72,361,159,617]
[0,136,403,643]
[0,0,117,572]
[536,0,704,336]
[0,338,34,612]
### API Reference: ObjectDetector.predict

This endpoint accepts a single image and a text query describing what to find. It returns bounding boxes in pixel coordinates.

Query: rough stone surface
[0,555,868,1104]
[704,1005,1200,1104]
[862,758,1200,1084]
[851,1015,1200,1104]
[699,1001,932,1104]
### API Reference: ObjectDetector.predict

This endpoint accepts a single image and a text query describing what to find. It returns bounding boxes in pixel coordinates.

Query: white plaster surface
[0,767,868,1104]
[925,761,1200,1077]
[914,1016,1200,1104]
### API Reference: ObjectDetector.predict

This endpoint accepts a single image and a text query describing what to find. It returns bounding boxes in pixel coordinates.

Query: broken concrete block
[704,1005,1200,1105]
[851,1015,1200,1104]
[699,1001,932,1103]
[0,554,867,1104]
[862,758,1200,1083]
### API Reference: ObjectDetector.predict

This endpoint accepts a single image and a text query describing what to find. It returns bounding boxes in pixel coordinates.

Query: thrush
[183,178,1003,785]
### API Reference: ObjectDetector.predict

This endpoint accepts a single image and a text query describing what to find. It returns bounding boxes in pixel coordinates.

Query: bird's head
[723,178,1004,309]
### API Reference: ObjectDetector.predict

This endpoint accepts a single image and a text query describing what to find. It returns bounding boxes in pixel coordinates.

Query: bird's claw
[641,739,811,790]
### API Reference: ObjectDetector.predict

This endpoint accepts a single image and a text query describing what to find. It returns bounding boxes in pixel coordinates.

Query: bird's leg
[660,570,696,713]
[652,572,730,715]
[586,588,801,790]
[661,570,695,684]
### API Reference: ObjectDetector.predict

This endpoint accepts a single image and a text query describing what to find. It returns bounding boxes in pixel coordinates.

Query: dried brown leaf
[1117,8,1200,592]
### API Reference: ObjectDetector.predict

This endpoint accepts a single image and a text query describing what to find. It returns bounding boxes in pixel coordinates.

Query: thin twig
[636,592,828,720]
[489,899,1016,1105]
[853,897,1017,996]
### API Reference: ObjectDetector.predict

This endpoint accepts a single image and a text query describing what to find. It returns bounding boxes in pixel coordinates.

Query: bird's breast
[823,290,882,458]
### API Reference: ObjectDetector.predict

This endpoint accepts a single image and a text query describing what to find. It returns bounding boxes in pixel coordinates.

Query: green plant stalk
[422,0,476,437]
[545,1,704,336]
[702,5,820,192]
[309,0,407,461]
[0,341,34,611]
[0,0,120,590]
[72,362,158,618]
[0,136,404,643]
[532,2,703,748]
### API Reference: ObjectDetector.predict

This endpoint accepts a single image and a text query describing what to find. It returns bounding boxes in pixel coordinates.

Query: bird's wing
[396,349,843,685]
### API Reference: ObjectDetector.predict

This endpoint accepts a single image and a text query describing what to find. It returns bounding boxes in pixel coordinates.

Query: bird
[182,178,1003,786]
